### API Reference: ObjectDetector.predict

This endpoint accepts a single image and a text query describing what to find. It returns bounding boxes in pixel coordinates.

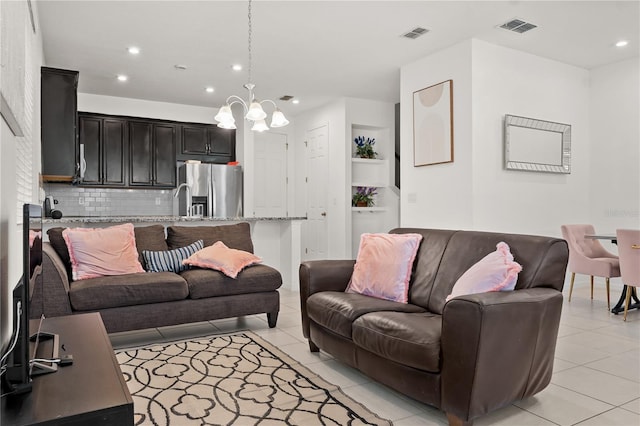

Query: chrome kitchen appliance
[175,163,243,218]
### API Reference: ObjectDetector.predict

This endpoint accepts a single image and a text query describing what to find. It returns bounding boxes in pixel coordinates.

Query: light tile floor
[110,279,640,425]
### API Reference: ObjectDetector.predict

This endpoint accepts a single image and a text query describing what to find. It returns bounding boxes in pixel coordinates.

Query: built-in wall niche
[350,123,393,256]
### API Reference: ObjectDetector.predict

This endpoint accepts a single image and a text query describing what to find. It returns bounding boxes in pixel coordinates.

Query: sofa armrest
[299,260,355,338]
[440,287,563,422]
[30,243,73,318]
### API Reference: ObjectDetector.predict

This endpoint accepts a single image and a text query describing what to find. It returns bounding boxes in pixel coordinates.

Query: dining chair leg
[605,277,611,310]
[568,273,576,302]
[623,285,633,321]
[590,276,594,300]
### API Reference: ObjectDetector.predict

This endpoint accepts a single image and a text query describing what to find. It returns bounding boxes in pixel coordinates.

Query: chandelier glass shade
[215,0,289,132]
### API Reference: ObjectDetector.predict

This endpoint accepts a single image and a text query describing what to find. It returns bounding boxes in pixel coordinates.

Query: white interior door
[304,125,328,260]
[253,132,287,217]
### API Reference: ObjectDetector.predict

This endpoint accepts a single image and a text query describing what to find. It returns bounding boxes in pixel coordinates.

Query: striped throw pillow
[143,240,204,273]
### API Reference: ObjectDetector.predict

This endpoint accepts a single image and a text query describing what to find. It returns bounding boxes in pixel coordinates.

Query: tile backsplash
[43,184,174,216]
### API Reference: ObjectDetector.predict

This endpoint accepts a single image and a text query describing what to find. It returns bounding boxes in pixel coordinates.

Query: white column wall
[400,40,474,229]
[589,58,640,232]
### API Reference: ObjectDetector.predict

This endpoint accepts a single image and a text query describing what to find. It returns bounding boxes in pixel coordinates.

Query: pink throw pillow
[346,233,423,303]
[446,242,522,302]
[62,223,145,281]
[182,241,262,279]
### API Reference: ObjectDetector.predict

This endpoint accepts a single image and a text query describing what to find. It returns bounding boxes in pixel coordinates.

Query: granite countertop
[43,216,307,224]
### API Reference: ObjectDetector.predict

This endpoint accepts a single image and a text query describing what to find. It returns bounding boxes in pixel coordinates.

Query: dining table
[585,234,640,315]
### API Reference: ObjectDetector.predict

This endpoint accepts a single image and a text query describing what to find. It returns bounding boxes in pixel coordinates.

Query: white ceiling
[36,1,639,118]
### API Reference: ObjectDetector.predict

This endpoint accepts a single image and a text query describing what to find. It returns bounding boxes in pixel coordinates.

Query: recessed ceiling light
[232,64,242,71]
[127,46,140,55]
[205,87,214,93]
[615,40,629,47]
[292,99,300,105]
[117,74,128,82]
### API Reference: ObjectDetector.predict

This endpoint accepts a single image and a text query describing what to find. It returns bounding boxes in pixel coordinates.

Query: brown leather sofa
[299,228,568,426]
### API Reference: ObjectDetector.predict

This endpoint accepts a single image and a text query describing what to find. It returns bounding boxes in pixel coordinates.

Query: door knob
[321,212,327,217]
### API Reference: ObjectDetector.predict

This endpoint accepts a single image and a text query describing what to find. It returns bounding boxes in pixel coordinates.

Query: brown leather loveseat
[299,228,568,425]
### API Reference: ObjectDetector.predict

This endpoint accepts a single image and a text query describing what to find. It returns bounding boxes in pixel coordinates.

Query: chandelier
[214,0,289,131]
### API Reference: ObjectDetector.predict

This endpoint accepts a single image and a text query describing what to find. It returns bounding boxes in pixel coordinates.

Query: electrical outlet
[155,197,161,206]
[78,197,85,205]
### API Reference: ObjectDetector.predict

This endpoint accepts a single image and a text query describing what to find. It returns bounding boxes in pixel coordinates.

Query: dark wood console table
[1,313,133,425]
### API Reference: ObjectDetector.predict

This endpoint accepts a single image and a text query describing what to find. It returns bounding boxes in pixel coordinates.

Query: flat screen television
[1,204,43,394]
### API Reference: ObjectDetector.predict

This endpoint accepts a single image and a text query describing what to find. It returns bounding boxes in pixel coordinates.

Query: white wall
[293,99,348,258]
[0,2,44,350]
[400,39,594,238]
[293,97,397,258]
[78,93,217,124]
[589,58,640,232]
[400,40,474,229]
[471,40,591,237]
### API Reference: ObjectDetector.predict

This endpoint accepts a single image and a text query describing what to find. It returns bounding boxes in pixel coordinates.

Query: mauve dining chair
[616,229,640,321]
[561,224,620,309]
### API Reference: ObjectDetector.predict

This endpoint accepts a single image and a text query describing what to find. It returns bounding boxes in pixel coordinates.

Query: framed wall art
[413,79,453,167]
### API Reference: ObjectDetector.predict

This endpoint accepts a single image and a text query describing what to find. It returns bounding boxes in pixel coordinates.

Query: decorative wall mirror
[504,114,571,174]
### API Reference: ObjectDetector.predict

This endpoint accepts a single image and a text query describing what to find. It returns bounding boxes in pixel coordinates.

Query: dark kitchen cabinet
[78,113,127,186]
[177,124,235,162]
[154,124,177,187]
[41,67,78,182]
[129,121,176,188]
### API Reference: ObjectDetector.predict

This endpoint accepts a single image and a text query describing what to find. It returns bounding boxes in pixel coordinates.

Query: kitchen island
[43,216,306,291]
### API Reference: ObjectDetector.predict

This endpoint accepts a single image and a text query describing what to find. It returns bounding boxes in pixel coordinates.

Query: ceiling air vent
[279,95,294,101]
[499,18,537,34]
[402,27,429,39]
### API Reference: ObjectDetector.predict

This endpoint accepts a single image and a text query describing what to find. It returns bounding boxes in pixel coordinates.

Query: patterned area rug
[115,331,391,426]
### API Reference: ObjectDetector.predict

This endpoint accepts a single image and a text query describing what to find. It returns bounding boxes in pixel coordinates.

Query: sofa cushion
[429,231,565,315]
[166,222,254,253]
[352,311,442,373]
[389,228,456,310]
[182,241,262,278]
[47,227,72,278]
[134,225,169,268]
[62,224,145,280]
[180,264,282,299]
[69,272,189,311]
[347,233,423,303]
[143,240,204,273]
[307,291,426,339]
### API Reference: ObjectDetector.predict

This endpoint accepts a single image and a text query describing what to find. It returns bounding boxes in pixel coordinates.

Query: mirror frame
[504,114,571,174]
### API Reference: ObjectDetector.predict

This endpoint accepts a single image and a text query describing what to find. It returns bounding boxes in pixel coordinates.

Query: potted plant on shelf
[354,136,377,159]
[352,186,378,207]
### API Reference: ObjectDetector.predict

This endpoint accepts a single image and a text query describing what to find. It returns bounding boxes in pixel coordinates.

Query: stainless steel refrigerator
[175,163,243,218]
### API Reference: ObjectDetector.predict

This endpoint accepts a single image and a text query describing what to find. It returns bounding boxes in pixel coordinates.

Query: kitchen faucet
[173,183,192,216]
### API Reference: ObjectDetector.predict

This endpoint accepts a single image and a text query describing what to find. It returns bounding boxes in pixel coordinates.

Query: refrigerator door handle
[210,174,216,217]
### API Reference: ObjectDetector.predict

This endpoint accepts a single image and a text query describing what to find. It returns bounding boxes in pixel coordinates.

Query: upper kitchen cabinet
[41,67,78,182]
[177,124,235,163]
[78,113,127,186]
[129,120,176,188]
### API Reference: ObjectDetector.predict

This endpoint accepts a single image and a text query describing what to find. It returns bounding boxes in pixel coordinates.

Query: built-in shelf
[352,182,386,188]
[350,123,396,257]
[351,158,386,164]
[352,207,386,213]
